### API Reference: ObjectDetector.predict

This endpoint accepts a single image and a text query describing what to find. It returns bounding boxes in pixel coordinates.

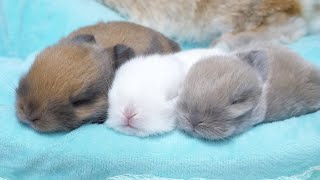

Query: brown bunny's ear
[70,34,96,44]
[111,44,135,70]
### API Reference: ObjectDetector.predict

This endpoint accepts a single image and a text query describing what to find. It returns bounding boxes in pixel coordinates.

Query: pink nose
[122,106,137,125]
[123,112,137,125]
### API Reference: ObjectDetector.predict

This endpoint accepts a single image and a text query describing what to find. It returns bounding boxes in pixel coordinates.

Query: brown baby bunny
[176,43,320,140]
[15,21,180,132]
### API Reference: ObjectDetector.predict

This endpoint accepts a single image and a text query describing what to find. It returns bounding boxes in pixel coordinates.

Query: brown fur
[67,21,180,54]
[15,21,180,132]
[16,43,112,131]
[103,0,304,44]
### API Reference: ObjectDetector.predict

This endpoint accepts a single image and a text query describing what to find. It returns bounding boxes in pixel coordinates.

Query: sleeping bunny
[176,43,320,140]
[15,21,180,132]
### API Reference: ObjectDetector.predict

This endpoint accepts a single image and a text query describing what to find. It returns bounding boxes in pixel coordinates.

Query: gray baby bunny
[176,44,320,140]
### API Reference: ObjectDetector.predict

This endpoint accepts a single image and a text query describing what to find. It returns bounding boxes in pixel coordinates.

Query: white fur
[105,48,226,137]
[106,55,184,137]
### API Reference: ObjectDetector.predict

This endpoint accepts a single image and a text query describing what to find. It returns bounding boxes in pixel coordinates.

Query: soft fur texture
[176,44,320,140]
[300,0,320,34]
[106,48,225,137]
[15,21,180,132]
[101,0,320,46]
[106,56,184,137]
[174,48,226,72]
[67,21,181,54]
[2,0,320,178]
[15,39,133,132]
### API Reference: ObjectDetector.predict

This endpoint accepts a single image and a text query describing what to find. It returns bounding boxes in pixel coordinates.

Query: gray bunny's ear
[236,50,269,82]
[70,34,96,44]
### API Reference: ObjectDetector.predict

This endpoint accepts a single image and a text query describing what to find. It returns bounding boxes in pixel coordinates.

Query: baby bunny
[15,21,180,132]
[176,44,320,140]
[106,48,225,137]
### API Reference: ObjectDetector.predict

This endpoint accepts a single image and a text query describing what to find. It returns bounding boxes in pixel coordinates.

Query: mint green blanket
[0,0,319,179]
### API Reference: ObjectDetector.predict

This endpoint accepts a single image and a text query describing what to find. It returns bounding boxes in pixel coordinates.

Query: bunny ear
[236,50,269,82]
[228,101,254,118]
[70,34,96,44]
[111,44,135,70]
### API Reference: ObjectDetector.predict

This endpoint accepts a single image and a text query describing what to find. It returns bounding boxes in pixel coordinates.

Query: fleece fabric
[0,0,319,179]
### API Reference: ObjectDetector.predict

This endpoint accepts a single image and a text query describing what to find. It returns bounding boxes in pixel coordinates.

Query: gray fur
[176,44,320,140]
[260,45,320,122]
[236,50,269,82]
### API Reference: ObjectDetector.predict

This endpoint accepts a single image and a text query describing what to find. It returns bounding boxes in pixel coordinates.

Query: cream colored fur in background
[102,0,320,46]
